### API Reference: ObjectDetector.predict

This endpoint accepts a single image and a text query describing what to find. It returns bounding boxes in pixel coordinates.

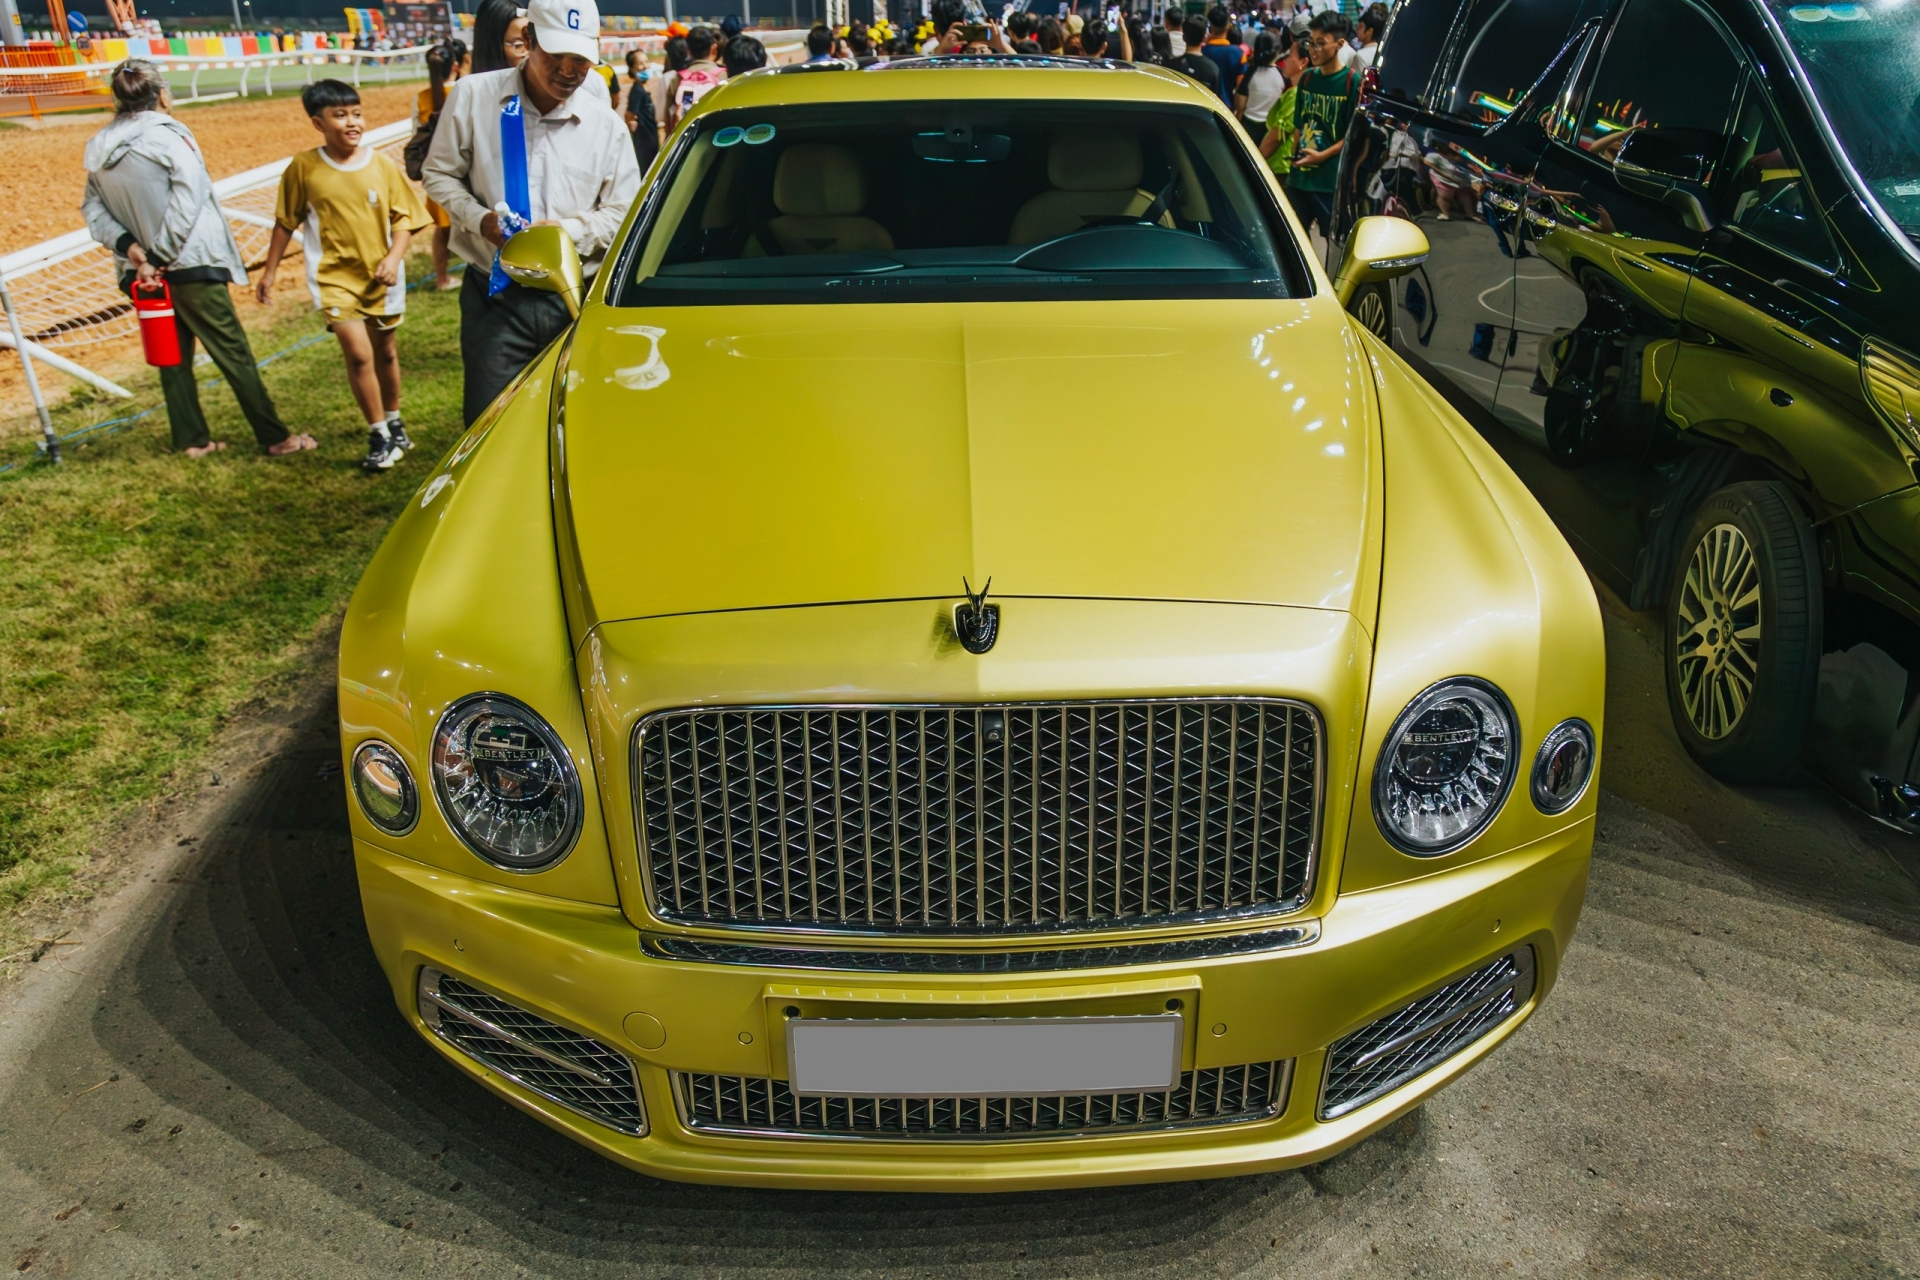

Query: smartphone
[963,22,989,42]
[1106,4,1120,26]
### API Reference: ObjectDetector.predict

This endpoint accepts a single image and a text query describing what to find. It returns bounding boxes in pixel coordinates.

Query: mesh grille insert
[1320,947,1535,1120]
[634,700,1320,935]
[675,1061,1288,1139]
[418,969,647,1136]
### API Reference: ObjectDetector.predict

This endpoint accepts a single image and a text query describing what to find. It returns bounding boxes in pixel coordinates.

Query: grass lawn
[0,258,465,958]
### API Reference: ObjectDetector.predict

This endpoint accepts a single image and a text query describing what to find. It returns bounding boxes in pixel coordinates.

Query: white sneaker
[361,429,404,472]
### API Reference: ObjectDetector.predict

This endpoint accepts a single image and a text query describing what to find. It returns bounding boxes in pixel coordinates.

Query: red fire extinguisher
[132,278,182,368]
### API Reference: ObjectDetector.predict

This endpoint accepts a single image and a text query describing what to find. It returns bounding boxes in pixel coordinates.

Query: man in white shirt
[423,0,640,424]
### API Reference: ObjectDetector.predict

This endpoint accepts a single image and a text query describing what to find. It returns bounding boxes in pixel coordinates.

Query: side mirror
[1332,215,1430,309]
[1612,127,1721,233]
[498,224,584,317]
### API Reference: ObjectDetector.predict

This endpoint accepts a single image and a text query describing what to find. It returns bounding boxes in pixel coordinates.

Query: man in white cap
[423,0,640,424]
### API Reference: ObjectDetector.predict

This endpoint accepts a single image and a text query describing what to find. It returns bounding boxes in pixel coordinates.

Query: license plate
[785,1015,1183,1098]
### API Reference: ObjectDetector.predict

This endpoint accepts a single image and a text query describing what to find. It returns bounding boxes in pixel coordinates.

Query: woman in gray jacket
[82,61,313,458]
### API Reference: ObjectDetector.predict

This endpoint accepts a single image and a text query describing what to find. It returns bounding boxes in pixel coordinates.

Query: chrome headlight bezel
[430,693,584,872]
[1372,677,1519,857]
[350,739,419,836]
[1530,718,1596,815]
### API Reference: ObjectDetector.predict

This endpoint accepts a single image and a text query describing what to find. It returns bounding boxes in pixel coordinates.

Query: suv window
[1371,0,1472,113]
[1373,0,1593,123]
[1576,0,1743,163]
[1440,0,1588,123]
[1719,76,1837,269]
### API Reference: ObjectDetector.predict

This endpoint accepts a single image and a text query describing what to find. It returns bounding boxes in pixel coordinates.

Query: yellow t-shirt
[274,147,430,319]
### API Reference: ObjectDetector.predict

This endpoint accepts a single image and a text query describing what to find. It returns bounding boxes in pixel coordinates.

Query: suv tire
[1349,282,1391,341]
[1664,481,1821,783]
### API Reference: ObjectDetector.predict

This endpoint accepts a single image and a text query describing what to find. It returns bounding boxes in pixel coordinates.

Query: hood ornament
[953,577,1000,655]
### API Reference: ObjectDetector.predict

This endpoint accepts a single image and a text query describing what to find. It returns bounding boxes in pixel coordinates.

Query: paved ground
[3,592,1918,1279]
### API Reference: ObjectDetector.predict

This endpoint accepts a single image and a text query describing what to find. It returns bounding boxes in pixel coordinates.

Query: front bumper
[355,819,1591,1190]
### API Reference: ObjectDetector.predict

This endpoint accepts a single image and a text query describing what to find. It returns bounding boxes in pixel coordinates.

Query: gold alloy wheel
[1353,285,1390,338]
[1674,522,1764,740]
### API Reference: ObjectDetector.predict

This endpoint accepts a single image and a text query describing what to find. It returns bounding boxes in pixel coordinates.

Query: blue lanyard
[499,93,532,222]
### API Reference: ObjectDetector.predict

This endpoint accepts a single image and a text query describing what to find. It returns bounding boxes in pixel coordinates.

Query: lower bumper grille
[417,968,647,1136]
[675,1061,1289,1140]
[1319,946,1535,1120]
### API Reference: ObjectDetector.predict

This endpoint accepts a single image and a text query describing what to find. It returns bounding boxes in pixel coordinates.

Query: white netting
[0,119,413,351]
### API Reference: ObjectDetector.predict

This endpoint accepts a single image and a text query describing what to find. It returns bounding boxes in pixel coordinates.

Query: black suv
[1334,0,1920,826]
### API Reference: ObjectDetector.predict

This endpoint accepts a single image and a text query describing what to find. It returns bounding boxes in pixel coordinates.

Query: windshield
[611,99,1311,306]
[1767,0,1920,249]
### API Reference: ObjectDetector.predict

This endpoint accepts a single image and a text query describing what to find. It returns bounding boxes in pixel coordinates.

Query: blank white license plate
[786,1015,1183,1098]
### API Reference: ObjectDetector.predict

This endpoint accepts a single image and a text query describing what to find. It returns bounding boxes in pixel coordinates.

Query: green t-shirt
[1289,64,1357,193]
[1264,85,1297,178]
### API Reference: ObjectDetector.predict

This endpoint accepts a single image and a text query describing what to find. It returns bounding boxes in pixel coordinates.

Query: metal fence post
[0,265,62,465]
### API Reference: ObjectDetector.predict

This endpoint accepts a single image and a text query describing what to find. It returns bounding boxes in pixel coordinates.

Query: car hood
[557,297,1378,632]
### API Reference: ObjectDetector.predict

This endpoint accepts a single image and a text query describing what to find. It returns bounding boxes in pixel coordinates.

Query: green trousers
[155,278,290,452]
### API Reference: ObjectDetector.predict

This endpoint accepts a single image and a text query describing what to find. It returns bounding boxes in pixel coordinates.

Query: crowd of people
[76,0,1414,466]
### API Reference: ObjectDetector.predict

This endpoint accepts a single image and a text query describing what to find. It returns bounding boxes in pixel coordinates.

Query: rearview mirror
[498,224,585,318]
[1332,216,1430,310]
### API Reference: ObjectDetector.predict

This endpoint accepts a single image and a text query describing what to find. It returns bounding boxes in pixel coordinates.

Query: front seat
[1008,134,1159,245]
[766,144,895,256]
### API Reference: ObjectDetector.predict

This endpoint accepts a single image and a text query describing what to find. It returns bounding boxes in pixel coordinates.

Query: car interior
[615,102,1310,302]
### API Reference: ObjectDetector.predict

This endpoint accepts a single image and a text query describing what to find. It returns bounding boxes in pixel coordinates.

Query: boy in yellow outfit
[257,79,430,472]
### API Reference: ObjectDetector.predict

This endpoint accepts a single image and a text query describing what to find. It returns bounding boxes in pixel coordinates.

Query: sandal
[266,433,318,457]
[183,440,229,459]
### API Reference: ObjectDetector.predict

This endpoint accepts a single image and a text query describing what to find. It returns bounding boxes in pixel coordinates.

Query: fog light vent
[417,968,646,1135]
[1319,947,1535,1120]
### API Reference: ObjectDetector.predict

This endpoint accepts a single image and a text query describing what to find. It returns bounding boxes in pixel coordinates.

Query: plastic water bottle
[488,201,532,297]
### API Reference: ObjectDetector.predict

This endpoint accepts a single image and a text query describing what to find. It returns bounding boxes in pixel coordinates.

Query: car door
[1669,70,1912,525]
[1349,0,1595,411]
[1498,0,1750,590]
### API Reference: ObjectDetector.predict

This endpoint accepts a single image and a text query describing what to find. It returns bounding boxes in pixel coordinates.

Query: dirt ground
[0,85,423,257]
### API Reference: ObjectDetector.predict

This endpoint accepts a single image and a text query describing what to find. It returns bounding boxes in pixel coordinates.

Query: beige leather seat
[766,144,894,256]
[1008,134,1159,245]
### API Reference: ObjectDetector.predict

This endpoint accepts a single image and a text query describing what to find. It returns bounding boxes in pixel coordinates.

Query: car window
[1371,0,1473,112]
[1576,0,1743,165]
[611,100,1311,307]
[1440,0,1589,123]
[1765,0,1920,255]
[1719,76,1837,269]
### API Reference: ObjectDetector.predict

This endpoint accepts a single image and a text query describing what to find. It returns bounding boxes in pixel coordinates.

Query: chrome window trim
[628,696,1324,939]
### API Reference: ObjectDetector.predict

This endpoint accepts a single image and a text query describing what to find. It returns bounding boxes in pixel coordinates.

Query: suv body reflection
[1335,0,1920,825]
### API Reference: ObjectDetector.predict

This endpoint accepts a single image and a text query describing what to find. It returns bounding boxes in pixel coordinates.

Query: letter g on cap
[567,7,580,26]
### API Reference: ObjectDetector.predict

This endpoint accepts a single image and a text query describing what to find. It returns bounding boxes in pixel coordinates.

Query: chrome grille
[417,969,647,1135]
[1319,947,1535,1120]
[676,1061,1289,1139]
[634,700,1319,934]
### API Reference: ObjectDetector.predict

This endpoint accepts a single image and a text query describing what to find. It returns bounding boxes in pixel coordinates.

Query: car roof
[682,57,1230,120]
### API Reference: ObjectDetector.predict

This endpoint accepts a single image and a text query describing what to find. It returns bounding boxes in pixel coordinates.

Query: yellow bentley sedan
[338,55,1604,1190]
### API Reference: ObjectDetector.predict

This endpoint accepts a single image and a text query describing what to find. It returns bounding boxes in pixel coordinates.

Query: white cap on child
[525,0,599,61]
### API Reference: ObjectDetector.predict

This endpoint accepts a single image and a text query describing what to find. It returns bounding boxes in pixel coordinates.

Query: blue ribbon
[488,93,534,296]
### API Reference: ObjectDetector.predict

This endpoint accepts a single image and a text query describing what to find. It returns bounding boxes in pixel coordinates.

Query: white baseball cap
[526,0,598,61]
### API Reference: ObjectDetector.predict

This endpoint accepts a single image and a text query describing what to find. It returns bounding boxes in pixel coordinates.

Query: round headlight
[1531,718,1595,814]
[351,740,418,835]
[1373,678,1517,856]
[431,694,583,871]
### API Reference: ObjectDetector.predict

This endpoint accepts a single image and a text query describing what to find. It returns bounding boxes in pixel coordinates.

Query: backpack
[403,110,437,181]
[674,66,724,116]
